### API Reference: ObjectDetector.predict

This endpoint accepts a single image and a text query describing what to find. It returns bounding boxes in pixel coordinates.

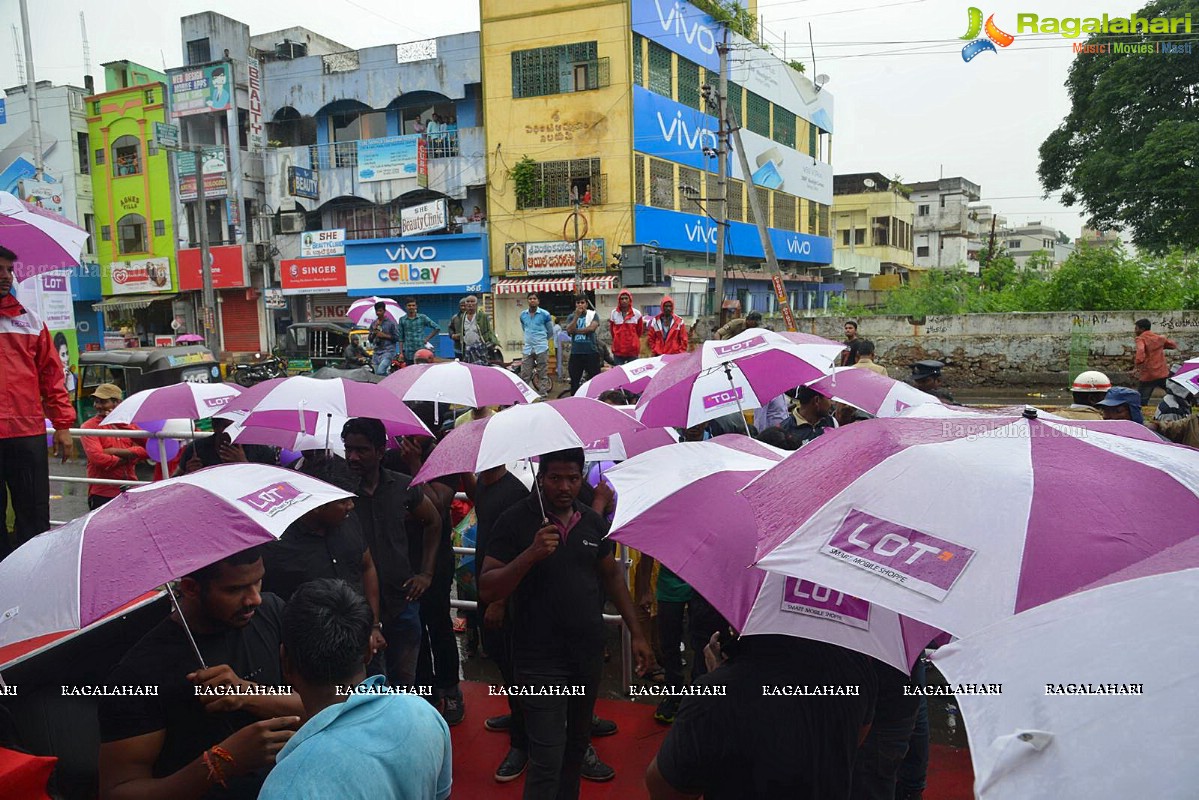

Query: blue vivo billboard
[634,205,832,265]
[345,233,489,296]
[632,86,726,174]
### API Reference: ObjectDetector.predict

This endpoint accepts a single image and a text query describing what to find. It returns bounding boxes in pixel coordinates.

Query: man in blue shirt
[259,579,452,800]
[397,297,441,366]
[367,302,399,376]
[519,292,554,396]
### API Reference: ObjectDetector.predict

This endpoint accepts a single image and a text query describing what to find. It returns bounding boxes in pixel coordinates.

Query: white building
[908,177,982,273]
[1000,221,1074,268]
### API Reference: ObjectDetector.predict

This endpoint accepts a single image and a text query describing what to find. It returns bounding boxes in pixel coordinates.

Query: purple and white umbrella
[583,425,681,461]
[746,412,1199,638]
[413,397,646,484]
[346,296,402,325]
[103,382,243,426]
[604,440,941,671]
[636,328,844,428]
[234,376,431,438]
[805,367,942,418]
[0,191,90,280]
[0,464,353,651]
[575,355,686,399]
[382,361,538,408]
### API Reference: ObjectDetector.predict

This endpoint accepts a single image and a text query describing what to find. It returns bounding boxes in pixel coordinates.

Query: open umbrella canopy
[346,296,401,325]
[804,367,942,418]
[603,439,940,671]
[0,191,89,280]
[413,396,645,484]
[382,361,538,408]
[103,382,243,425]
[931,569,1199,799]
[575,355,686,399]
[745,412,1199,638]
[233,376,431,438]
[0,464,353,650]
[635,328,844,428]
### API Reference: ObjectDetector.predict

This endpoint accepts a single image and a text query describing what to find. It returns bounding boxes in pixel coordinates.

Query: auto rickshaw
[279,322,374,373]
[75,347,223,424]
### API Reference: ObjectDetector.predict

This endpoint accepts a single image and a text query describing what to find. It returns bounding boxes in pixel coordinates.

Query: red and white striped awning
[493,275,618,295]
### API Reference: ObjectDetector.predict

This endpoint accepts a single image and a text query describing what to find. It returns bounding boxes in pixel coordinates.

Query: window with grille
[726,83,743,125]
[154,219,166,237]
[746,92,770,138]
[94,148,105,166]
[772,107,796,148]
[634,155,646,206]
[77,132,90,175]
[650,159,674,209]
[517,158,604,209]
[112,135,142,177]
[677,58,701,109]
[186,38,211,65]
[101,225,111,242]
[512,42,599,98]
[706,172,720,218]
[728,179,744,222]
[648,41,673,97]
[632,34,644,86]
[808,199,817,233]
[774,193,796,231]
[116,214,147,255]
[818,203,831,238]
[678,166,702,211]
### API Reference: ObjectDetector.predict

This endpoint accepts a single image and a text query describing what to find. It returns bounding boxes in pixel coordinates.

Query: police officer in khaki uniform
[1056,370,1110,420]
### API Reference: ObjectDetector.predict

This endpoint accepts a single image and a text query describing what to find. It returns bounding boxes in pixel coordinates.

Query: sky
[0,0,1155,240]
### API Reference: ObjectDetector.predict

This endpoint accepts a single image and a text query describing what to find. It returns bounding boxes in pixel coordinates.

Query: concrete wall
[784,311,1199,387]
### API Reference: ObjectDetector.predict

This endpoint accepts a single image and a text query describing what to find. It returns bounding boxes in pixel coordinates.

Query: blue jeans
[383,603,422,687]
[372,350,395,376]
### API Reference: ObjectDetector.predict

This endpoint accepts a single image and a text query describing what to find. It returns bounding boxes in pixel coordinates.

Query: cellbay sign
[400,199,447,236]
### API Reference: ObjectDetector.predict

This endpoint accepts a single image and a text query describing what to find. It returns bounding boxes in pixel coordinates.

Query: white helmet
[1070,370,1111,392]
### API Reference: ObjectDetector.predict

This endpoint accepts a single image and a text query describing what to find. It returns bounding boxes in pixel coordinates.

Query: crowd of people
[5,237,1199,800]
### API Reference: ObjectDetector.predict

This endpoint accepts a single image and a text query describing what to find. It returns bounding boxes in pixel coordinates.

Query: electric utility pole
[17,0,44,179]
[714,35,729,319]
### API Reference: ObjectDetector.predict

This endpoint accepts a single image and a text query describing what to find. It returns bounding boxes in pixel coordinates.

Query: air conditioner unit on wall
[279,213,305,234]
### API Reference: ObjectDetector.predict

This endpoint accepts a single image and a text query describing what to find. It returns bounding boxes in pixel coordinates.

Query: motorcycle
[233,354,287,387]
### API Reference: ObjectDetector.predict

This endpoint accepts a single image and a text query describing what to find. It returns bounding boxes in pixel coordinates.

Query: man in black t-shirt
[174,417,277,476]
[98,547,303,799]
[342,417,441,689]
[850,659,922,800]
[480,449,654,800]
[647,635,877,800]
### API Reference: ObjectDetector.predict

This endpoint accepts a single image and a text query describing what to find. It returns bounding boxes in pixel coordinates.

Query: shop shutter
[221,290,263,352]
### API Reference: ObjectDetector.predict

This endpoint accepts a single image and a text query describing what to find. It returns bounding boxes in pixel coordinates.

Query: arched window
[112,135,142,177]
[116,213,147,255]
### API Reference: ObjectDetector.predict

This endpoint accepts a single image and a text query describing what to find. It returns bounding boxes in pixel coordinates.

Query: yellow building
[482,0,837,347]
[832,172,916,287]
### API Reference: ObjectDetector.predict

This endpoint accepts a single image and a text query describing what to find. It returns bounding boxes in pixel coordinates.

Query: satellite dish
[863,178,877,189]
[815,74,830,87]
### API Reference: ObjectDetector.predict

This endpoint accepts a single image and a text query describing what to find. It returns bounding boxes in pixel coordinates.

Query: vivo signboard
[634,205,831,264]
[344,234,489,295]
[400,199,448,236]
[630,0,833,133]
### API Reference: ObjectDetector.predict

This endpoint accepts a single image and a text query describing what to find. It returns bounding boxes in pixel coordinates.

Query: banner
[247,57,265,151]
[508,239,606,275]
[169,63,234,118]
[177,245,247,291]
[288,165,319,200]
[109,258,174,295]
[177,148,229,200]
[400,199,447,236]
[19,178,66,216]
[300,229,345,257]
[357,135,422,183]
[280,256,347,295]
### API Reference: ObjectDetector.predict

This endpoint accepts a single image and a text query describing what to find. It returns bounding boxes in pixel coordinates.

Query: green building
[87,61,182,340]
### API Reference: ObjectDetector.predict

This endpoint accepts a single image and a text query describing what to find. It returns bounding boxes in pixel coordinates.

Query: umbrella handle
[324,412,333,456]
[166,582,208,670]
[527,457,548,523]
[722,362,753,436]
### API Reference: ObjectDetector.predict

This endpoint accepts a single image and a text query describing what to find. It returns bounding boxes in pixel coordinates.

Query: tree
[1037,0,1199,254]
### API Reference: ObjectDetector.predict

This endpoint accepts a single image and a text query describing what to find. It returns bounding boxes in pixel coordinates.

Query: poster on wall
[169,63,233,117]
[109,258,175,295]
[356,135,423,183]
[177,148,229,200]
[19,178,66,216]
[16,271,78,393]
[247,57,265,151]
[508,239,606,275]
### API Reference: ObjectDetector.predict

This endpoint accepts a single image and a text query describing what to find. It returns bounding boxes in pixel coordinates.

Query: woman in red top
[80,383,148,509]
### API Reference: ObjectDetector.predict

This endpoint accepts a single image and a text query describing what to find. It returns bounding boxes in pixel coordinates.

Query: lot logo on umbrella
[781,577,871,630]
[238,482,309,516]
[713,335,767,358]
[203,396,232,409]
[701,386,744,410]
[628,363,656,376]
[820,509,976,601]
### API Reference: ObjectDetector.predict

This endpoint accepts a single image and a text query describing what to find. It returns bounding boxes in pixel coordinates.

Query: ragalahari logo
[960,7,1015,62]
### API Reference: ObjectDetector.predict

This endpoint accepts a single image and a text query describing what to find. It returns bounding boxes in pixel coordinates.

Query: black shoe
[590,715,617,737]
[580,745,615,782]
[441,689,465,726]
[494,748,528,782]
[485,713,511,732]
[653,697,679,724]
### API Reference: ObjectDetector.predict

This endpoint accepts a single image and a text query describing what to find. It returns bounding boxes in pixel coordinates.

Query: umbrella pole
[156,436,169,482]
[527,456,548,522]
[166,582,208,670]
[324,412,332,457]
[722,363,753,436]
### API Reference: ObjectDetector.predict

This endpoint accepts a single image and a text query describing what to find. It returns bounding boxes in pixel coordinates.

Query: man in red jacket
[647,295,689,356]
[0,247,76,550]
[1133,318,1178,405]
[608,289,644,365]
[81,383,148,510]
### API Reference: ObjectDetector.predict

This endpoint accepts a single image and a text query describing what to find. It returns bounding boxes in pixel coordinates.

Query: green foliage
[1037,0,1199,253]
[694,0,761,43]
[787,60,807,74]
[509,156,541,209]
[870,247,1199,316]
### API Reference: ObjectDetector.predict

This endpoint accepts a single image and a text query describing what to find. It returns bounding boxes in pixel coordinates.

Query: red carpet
[451,681,974,798]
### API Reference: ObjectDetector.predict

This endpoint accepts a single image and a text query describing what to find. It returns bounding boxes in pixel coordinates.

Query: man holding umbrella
[368,302,400,376]
[0,246,75,551]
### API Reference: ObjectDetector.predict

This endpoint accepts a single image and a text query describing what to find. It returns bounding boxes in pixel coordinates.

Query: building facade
[832,172,914,287]
[86,62,186,346]
[481,0,837,349]
[998,221,1073,268]
[259,30,488,355]
[909,176,983,273]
